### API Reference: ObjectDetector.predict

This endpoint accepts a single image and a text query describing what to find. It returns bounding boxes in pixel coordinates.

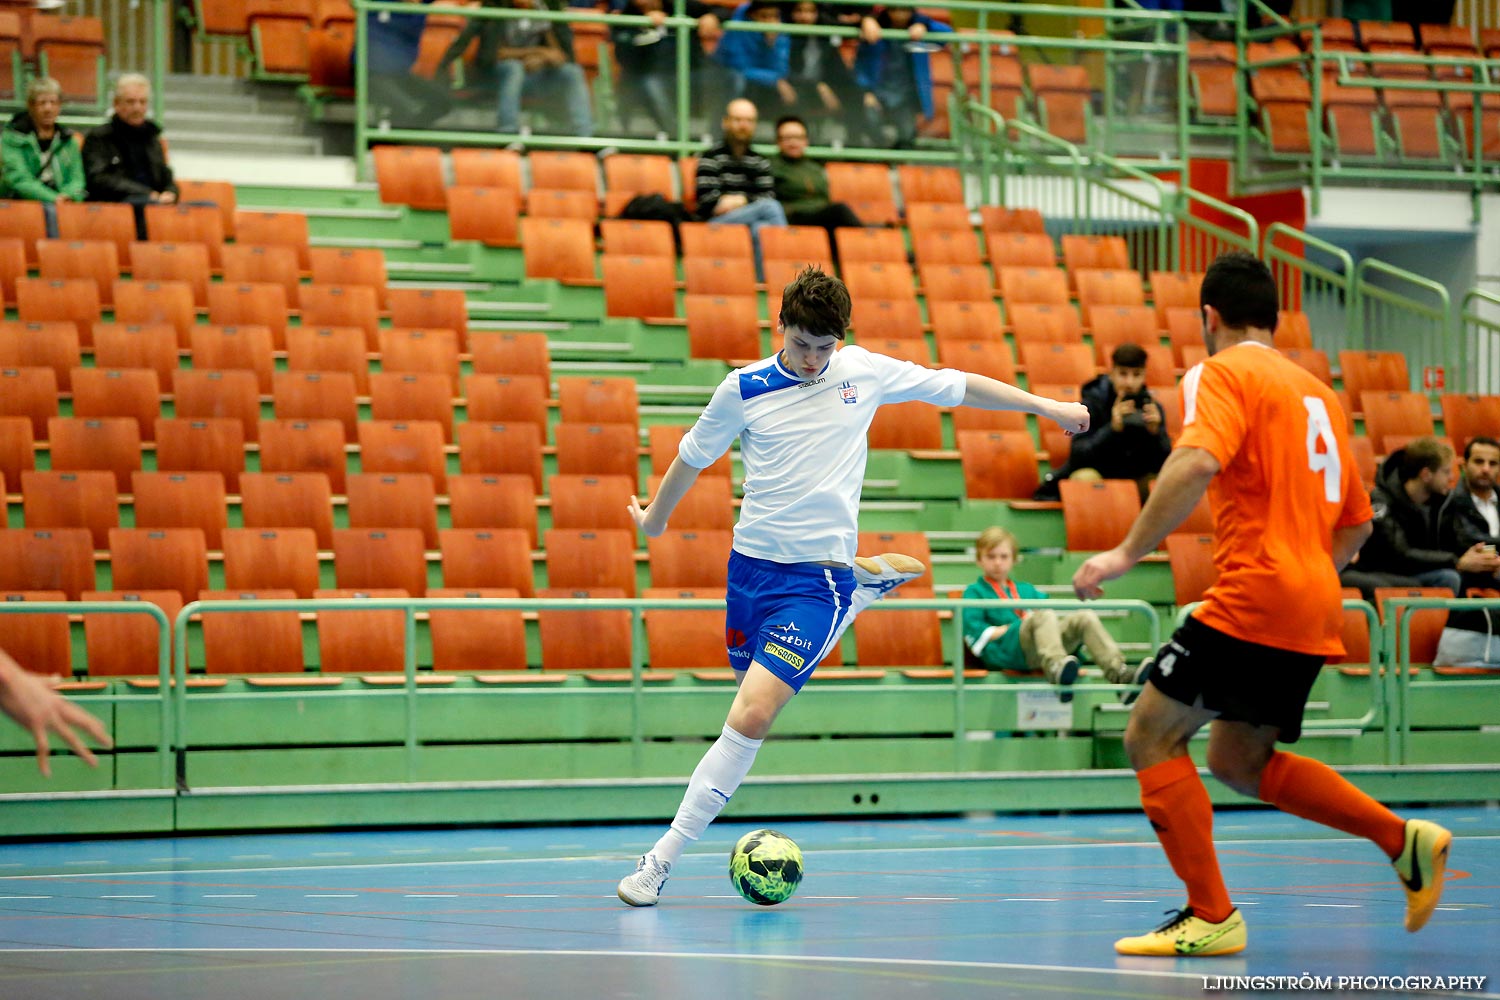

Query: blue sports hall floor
[0,806,1496,1000]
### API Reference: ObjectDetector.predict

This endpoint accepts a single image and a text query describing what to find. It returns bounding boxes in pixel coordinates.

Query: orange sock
[1258,750,1406,858]
[1138,755,1234,924]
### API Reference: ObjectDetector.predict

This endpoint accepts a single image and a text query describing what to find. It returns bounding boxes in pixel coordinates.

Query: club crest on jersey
[839,381,859,405]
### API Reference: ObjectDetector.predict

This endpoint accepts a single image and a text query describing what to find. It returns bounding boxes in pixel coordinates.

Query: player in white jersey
[617,266,1089,905]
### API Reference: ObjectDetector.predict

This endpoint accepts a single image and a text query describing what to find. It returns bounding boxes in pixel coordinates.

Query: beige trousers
[1018,609,1128,683]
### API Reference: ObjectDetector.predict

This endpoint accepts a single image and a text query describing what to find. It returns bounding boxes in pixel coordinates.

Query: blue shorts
[725,551,857,693]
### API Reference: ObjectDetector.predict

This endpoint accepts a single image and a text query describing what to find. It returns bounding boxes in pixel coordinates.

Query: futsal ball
[729,828,804,905]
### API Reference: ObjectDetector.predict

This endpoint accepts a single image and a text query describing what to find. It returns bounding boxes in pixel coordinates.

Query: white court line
[0,895,51,899]
[1306,903,1360,908]
[304,894,358,898]
[99,895,155,899]
[201,895,257,899]
[1001,898,1059,902]
[6,834,1497,882]
[1102,900,1160,904]
[502,894,559,898]
[903,897,957,901]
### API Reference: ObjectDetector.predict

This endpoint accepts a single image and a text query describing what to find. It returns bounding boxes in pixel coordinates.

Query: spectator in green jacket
[961,526,1149,702]
[769,114,862,259]
[2,77,86,238]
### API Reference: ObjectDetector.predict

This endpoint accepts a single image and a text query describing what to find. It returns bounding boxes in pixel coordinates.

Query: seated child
[961,527,1150,700]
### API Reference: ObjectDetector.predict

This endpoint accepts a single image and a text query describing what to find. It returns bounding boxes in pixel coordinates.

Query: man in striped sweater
[695,97,786,277]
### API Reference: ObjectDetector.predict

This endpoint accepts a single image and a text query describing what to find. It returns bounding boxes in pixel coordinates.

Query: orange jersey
[1177,341,1372,656]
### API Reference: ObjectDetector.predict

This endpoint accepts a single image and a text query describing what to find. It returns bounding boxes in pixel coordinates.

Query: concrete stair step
[164,130,323,156]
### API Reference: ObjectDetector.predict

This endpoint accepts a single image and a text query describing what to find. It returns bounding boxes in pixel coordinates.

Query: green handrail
[0,600,174,789]
[1382,596,1500,765]
[1459,290,1500,395]
[167,594,1160,787]
[1353,257,1455,390]
[1263,222,1358,351]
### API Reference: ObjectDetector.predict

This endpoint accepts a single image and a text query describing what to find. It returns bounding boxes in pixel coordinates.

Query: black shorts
[1146,616,1325,743]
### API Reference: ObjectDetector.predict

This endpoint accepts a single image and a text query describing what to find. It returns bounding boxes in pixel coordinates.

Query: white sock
[649,723,763,865]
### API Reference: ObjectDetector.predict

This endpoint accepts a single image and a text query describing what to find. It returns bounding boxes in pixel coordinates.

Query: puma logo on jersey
[749,373,771,386]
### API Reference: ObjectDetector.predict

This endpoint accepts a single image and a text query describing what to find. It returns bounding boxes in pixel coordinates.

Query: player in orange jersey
[1073,250,1451,957]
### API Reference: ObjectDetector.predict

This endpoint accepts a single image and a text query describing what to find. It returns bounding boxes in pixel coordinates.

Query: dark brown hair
[778,265,850,341]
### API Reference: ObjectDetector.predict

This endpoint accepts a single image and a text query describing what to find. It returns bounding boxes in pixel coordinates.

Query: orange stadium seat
[80,590,183,677]
[258,418,348,493]
[222,527,322,605]
[468,330,550,382]
[521,216,595,282]
[929,300,1003,344]
[49,416,141,491]
[446,185,520,248]
[108,527,209,604]
[220,244,300,301]
[299,283,379,349]
[602,254,677,320]
[451,147,521,189]
[679,222,753,260]
[457,422,543,493]
[357,420,447,490]
[647,530,732,589]
[536,587,632,671]
[447,474,538,544]
[155,417,246,493]
[1060,479,1141,551]
[548,473,635,532]
[112,280,195,347]
[21,469,118,548]
[190,324,275,393]
[644,587,729,671]
[544,528,636,595]
[377,328,461,387]
[372,144,446,211]
[0,320,81,390]
[367,370,453,443]
[315,588,408,673]
[129,242,211,308]
[1166,532,1218,607]
[237,472,334,549]
[131,470,228,549]
[683,255,756,297]
[346,472,439,547]
[0,528,95,600]
[285,325,368,393]
[427,588,527,672]
[272,370,358,440]
[199,590,305,675]
[1339,350,1410,400]
[1440,394,1500,456]
[464,373,547,427]
[143,204,226,269]
[309,247,388,309]
[600,219,675,258]
[554,423,639,481]
[17,276,101,345]
[836,227,906,266]
[235,210,311,271]
[171,369,261,443]
[958,430,1039,500]
[331,528,428,597]
[69,367,160,441]
[0,591,71,677]
[439,528,534,596]
[208,282,291,349]
[686,294,761,361]
[92,322,177,387]
[0,366,60,439]
[57,202,135,261]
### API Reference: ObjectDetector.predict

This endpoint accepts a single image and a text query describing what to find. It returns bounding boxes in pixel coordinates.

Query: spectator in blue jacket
[854,5,951,148]
[714,0,792,119]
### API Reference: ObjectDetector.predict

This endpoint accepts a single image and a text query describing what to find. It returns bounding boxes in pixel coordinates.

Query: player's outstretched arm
[0,648,112,777]
[960,373,1089,434]
[628,456,705,538]
[1073,446,1220,599]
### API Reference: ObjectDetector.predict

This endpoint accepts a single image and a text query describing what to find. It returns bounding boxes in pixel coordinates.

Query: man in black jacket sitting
[1033,343,1170,501]
[1340,437,1499,601]
[83,73,176,238]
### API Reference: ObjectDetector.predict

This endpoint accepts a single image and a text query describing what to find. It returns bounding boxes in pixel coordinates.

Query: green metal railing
[958,100,1257,275]
[1382,595,1500,765]
[0,600,174,787]
[1459,290,1500,395]
[1355,258,1456,390]
[1263,222,1357,354]
[349,0,1198,172]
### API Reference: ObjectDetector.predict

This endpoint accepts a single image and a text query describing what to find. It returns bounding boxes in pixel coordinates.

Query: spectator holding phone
[1034,342,1171,500]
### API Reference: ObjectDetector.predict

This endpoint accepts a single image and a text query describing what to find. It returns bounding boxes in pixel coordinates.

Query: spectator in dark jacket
[1033,343,1170,500]
[1434,436,1500,665]
[608,0,723,138]
[84,74,176,238]
[697,97,786,276]
[1340,437,1498,601]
